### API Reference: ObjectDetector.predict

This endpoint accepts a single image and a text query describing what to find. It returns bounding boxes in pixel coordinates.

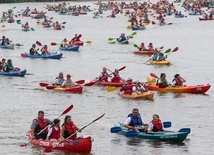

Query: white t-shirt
[147,122,164,132]
[124,116,145,129]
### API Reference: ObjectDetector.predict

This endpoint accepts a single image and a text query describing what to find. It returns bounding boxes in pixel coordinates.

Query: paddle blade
[62,22,66,24]
[118,66,126,71]
[167,23,172,25]
[86,41,92,44]
[172,47,179,52]
[107,86,117,92]
[178,128,191,134]
[163,121,171,128]
[131,32,137,36]
[46,85,56,90]
[36,41,42,46]
[20,143,27,147]
[150,73,158,78]
[110,127,122,133]
[134,44,139,48]
[84,82,95,86]
[30,28,35,31]
[152,21,156,24]
[108,38,113,41]
[51,42,57,46]
[39,82,49,87]
[159,46,164,49]
[15,43,23,46]
[60,104,73,116]
[75,80,85,84]
[125,131,139,137]
[164,48,171,54]
[92,113,105,123]
[128,35,133,39]
[109,41,116,44]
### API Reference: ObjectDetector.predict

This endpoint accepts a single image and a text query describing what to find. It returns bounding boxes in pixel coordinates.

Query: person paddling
[29,44,39,55]
[132,81,148,94]
[172,74,186,86]
[45,119,63,142]
[54,72,65,86]
[138,42,146,51]
[30,111,52,140]
[117,33,128,43]
[61,74,77,87]
[120,78,134,94]
[22,22,29,29]
[111,69,123,82]
[147,114,166,133]
[41,45,50,55]
[156,73,171,88]
[123,108,148,132]
[0,58,6,72]
[96,67,109,82]
[61,115,81,140]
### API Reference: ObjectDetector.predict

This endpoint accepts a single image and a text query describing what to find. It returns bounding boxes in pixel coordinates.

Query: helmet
[32,44,36,47]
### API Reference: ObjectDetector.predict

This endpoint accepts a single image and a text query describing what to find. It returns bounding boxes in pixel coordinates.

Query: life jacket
[151,119,163,132]
[156,78,168,88]
[123,83,133,94]
[172,78,183,86]
[63,121,77,140]
[5,63,14,72]
[50,126,61,139]
[65,79,75,86]
[29,47,37,55]
[34,118,48,134]
[111,74,120,82]
[128,113,143,127]
[99,72,108,82]
[55,77,65,85]
[42,48,49,55]
[119,36,127,42]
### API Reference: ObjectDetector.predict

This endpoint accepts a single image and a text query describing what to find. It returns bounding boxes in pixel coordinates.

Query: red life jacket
[100,72,108,82]
[64,121,77,140]
[112,75,120,82]
[173,78,183,86]
[124,83,133,94]
[50,127,61,139]
[34,118,48,133]
[151,119,163,132]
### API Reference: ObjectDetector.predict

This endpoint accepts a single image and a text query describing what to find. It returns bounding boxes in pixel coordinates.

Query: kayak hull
[132,27,146,30]
[27,131,92,153]
[149,60,170,65]
[199,18,214,21]
[0,69,27,77]
[118,40,129,44]
[59,46,79,51]
[0,44,14,49]
[21,53,63,59]
[52,86,83,93]
[133,50,154,55]
[147,84,211,94]
[118,91,154,100]
[22,28,30,31]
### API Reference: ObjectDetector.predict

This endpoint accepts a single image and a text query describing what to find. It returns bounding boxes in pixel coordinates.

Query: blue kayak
[21,53,63,59]
[132,26,146,31]
[0,69,27,77]
[59,45,79,51]
[175,14,184,18]
[0,44,14,49]
[34,15,46,19]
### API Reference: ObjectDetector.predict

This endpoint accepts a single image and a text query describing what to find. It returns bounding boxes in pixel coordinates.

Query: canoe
[132,26,146,30]
[149,60,170,65]
[90,80,127,87]
[199,18,214,21]
[49,86,83,93]
[175,14,184,18]
[118,91,154,100]
[0,69,27,77]
[0,43,14,49]
[133,50,154,55]
[22,27,30,31]
[147,84,211,94]
[27,131,92,153]
[59,45,79,51]
[113,126,189,142]
[21,53,63,59]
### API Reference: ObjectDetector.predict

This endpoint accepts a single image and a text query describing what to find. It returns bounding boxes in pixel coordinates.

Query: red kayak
[147,84,211,94]
[199,17,214,21]
[27,131,92,153]
[46,86,83,93]
[133,50,154,55]
[91,80,127,87]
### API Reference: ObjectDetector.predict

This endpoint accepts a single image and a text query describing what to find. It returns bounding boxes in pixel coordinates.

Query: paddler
[147,114,166,133]
[156,73,171,88]
[120,77,134,94]
[45,119,63,142]
[117,33,128,43]
[132,81,148,94]
[61,74,77,87]
[53,72,65,85]
[172,74,186,86]
[29,44,39,55]
[61,38,68,48]
[111,69,122,82]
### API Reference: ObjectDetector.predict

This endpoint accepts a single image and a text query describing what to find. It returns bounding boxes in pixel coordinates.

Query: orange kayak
[133,50,154,55]
[118,91,154,100]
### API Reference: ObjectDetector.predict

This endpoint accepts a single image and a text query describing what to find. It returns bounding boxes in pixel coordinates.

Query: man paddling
[30,111,52,140]
[96,67,109,82]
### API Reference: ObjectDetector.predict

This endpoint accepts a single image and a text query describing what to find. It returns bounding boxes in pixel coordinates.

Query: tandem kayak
[21,53,63,59]
[149,60,170,65]
[0,43,14,49]
[133,50,154,55]
[199,18,214,21]
[59,45,79,51]
[46,85,83,93]
[111,126,190,142]
[27,131,92,153]
[132,26,146,31]
[0,69,27,77]
[118,91,154,100]
[147,84,211,94]
[90,80,127,87]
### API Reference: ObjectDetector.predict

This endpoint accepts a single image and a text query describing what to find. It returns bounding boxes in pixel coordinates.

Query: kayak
[54,27,62,30]
[21,53,63,59]
[112,126,190,142]
[34,15,45,19]
[188,12,202,15]
[133,50,154,55]
[71,13,79,16]
[118,40,129,44]
[147,84,211,94]
[48,86,83,93]
[90,80,127,87]
[59,45,79,51]
[27,131,92,153]
[175,14,184,18]
[199,18,214,21]
[43,25,51,28]
[8,19,15,23]
[0,43,14,49]
[22,27,30,31]
[118,91,154,100]
[149,60,171,65]
[132,26,146,31]
[0,69,27,77]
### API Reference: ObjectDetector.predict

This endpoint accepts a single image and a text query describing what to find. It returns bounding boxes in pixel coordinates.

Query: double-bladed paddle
[44,113,105,152]
[20,104,74,147]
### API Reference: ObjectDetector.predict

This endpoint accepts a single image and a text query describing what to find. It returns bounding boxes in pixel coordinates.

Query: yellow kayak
[149,60,171,65]
[118,91,154,100]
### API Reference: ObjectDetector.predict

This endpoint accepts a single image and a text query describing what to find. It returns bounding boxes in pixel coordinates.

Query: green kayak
[110,125,190,143]
[118,40,129,44]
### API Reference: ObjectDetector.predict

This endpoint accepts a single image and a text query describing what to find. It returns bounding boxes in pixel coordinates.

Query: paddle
[110,121,172,133]
[20,104,74,147]
[36,41,42,46]
[150,73,158,78]
[126,127,190,138]
[107,86,117,92]
[15,43,23,46]
[30,28,35,31]
[165,47,178,55]
[44,113,105,152]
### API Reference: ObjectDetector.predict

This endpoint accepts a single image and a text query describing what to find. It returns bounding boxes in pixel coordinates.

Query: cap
[127,77,133,81]
[67,74,71,77]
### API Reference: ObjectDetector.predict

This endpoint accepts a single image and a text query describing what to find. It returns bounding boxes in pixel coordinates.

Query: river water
[0,1,214,155]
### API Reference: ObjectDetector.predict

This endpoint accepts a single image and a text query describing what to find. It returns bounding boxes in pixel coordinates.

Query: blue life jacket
[128,113,143,127]
[119,36,127,42]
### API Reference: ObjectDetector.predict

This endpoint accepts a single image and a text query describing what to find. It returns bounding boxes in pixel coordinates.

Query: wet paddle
[20,104,74,147]
[44,113,105,152]
[107,86,117,92]
[150,73,158,78]
[36,41,42,46]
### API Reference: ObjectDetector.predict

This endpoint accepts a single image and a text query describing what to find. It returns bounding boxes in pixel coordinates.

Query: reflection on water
[126,138,142,146]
